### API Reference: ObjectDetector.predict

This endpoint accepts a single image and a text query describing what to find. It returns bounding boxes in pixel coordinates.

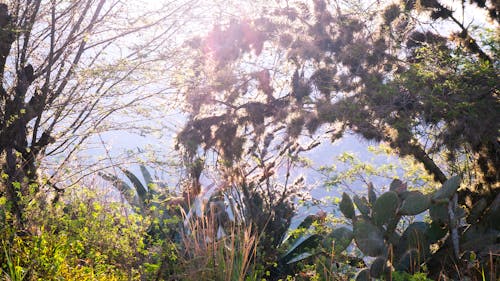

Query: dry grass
[170,206,259,281]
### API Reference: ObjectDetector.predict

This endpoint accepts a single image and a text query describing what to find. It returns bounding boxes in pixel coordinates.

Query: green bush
[0,187,149,280]
[390,271,433,281]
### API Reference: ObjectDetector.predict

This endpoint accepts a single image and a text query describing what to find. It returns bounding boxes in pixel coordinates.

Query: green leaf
[140,165,153,187]
[281,233,320,263]
[339,192,355,219]
[122,168,148,204]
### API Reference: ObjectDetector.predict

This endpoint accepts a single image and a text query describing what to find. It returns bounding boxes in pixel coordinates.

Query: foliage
[0,187,148,280]
[0,0,498,280]
[0,0,195,229]
[98,164,300,280]
[175,1,499,278]
[389,271,433,281]
[176,0,499,226]
[168,210,261,281]
[173,178,300,280]
[273,175,498,280]
[98,165,178,239]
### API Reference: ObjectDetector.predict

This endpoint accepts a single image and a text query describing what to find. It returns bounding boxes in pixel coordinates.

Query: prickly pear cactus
[323,227,353,254]
[353,218,386,256]
[372,191,399,226]
[399,191,430,216]
[390,179,407,193]
[396,249,421,272]
[354,195,370,217]
[368,182,377,205]
[425,221,447,243]
[399,222,430,260]
[432,175,460,200]
[429,203,449,225]
[327,176,499,279]
[355,268,371,281]
[339,192,355,219]
[370,256,388,278]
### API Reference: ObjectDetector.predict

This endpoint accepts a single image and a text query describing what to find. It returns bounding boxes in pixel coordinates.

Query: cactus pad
[340,192,355,219]
[370,256,388,278]
[432,175,460,200]
[354,195,370,216]
[373,191,399,226]
[399,191,430,216]
[323,227,354,254]
[354,218,385,256]
[355,268,371,281]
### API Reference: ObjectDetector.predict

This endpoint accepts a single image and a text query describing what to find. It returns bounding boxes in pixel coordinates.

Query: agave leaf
[98,171,135,202]
[140,165,157,196]
[140,165,153,186]
[281,233,321,263]
[122,168,148,204]
[340,192,355,219]
[372,191,399,226]
[432,175,460,200]
[399,191,430,216]
[297,214,319,230]
[354,218,385,256]
[286,252,316,264]
[98,171,118,183]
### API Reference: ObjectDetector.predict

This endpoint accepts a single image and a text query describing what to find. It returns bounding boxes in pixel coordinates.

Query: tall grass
[172,205,260,281]
[2,243,27,281]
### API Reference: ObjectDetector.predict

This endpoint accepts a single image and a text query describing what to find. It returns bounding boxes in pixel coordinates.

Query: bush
[390,271,433,281]
[0,187,149,280]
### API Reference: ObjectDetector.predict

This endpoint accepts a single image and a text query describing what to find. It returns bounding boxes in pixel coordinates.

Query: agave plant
[99,165,177,240]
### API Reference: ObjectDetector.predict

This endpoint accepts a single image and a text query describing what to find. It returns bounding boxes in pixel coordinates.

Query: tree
[176,0,499,277]
[178,0,498,201]
[0,0,197,229]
